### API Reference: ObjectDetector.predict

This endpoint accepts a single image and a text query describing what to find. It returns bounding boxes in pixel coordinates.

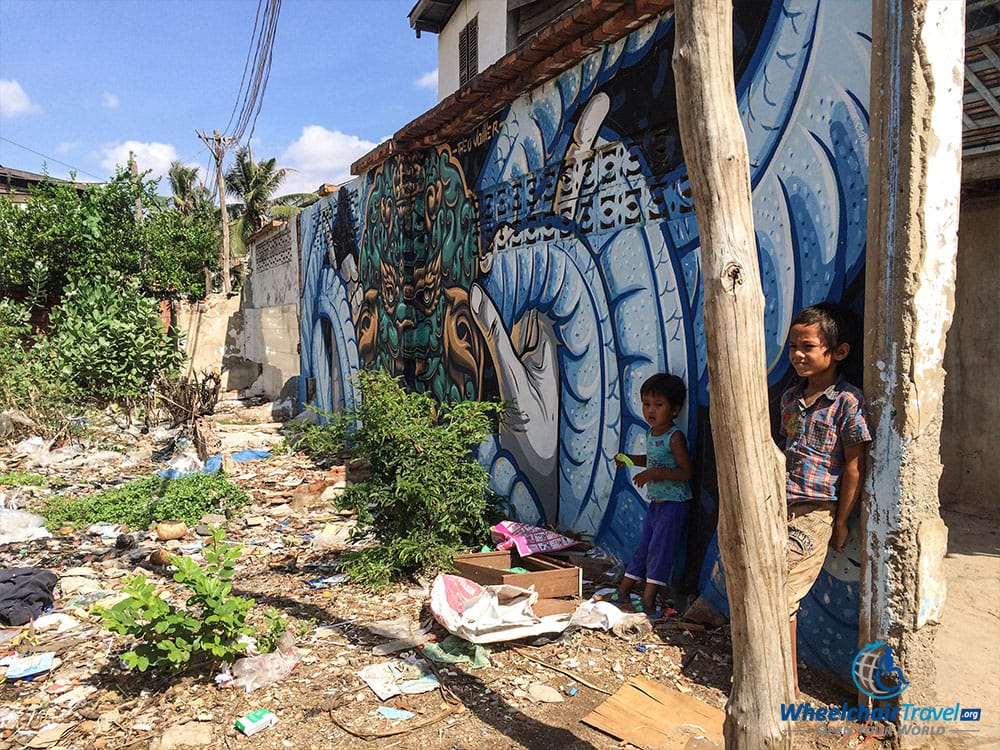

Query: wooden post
[672,1,792,747]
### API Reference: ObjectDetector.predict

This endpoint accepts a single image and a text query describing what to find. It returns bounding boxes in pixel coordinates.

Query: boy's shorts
[786,501,834,620]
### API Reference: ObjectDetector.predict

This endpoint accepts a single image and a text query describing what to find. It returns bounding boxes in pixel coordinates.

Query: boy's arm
[831,442,866,552]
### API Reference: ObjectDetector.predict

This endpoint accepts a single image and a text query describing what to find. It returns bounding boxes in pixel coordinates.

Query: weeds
[39,472,250,530]
[295,370,508,589]
[95,527,291,672]
[0,471,48,487]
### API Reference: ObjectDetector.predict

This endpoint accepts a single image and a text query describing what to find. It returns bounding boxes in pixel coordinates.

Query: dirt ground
[933,506,1000,750]
[0,403,982,750]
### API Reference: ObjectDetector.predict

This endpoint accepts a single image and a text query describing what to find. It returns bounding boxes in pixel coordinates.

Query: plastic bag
[0,509,51,544]
[229,631,299,692]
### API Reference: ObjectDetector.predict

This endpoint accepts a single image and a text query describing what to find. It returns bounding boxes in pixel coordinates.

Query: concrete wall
[437,0,509,100]
[176,294,249,391]
[941,196,1000,514]
[300,0,871,681]
[241,222,301,405]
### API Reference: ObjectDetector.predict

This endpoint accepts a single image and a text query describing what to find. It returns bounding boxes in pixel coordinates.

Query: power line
[0,136,105,181]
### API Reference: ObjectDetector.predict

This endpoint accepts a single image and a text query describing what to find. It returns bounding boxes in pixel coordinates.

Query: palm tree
[224,147,318,248]
[168,161,213,222]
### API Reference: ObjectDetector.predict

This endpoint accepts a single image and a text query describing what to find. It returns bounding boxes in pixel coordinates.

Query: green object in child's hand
[615,453,634,467]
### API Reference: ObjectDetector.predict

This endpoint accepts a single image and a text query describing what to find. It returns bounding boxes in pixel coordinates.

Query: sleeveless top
[645,425,692,503]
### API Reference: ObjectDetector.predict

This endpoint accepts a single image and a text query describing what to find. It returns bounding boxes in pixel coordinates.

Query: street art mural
[299,0,871,681]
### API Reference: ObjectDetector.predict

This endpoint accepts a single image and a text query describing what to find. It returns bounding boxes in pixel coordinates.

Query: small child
[782,303,871,696]
[614,373,693,617]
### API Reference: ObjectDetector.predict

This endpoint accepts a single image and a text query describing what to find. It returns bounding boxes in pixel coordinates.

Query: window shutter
[459,17,478,87]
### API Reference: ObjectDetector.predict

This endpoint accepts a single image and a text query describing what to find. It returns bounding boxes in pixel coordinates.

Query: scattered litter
[227,631,299,692]
[0,567,58,625]
[582,676,724,749]
[235,708,278,736]
[420,635,491,669]
[527,682,564,703]
[0,509,50,544]
[430,574,571,644]
[376,706,415,721]
[570,598,652,638]
[22,721,74,749]
[51,685,96,707]
[4,651,57,680]
[357,657,439,700]
[31,612,79,634]
[305,574,347,589]
[491,521,579,556]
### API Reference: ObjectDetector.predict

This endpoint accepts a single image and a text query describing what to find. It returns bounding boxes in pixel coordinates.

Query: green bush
[0,300,67,424]
[96,527,288,672]
[46,274,182,408]
[39,472,250,530]
[302,370,507,589]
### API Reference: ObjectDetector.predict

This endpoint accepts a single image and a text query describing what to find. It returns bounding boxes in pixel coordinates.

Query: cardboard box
[452,550,581,598]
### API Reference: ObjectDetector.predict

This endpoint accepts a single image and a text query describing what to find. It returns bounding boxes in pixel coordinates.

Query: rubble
[0,406,858,750]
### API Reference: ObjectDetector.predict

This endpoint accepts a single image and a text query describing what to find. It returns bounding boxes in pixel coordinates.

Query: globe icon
[852,641,909,699]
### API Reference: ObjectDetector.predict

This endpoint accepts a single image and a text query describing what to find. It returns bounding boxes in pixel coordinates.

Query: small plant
[301,369,507,589]
[39,472,250,530]
[96,527,287,672]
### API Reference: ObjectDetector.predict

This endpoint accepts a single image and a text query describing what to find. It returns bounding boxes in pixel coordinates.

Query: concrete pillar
[861,0,964,744]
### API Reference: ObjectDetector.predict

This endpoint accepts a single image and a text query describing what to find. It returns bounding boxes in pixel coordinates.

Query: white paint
[437,0,510,100]
[910,0,962,434]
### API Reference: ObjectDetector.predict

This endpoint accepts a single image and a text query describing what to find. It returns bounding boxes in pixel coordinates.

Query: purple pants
[624,500,689,586]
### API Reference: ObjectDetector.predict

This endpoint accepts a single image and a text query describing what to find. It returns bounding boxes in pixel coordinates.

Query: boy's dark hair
[792,302,856,351]
[640,373,686,408]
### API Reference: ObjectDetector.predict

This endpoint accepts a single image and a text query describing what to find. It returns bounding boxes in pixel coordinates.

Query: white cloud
[57,141,80,154]
[101,92,120,109]
[0,80,41,117]
[278,125,380,195]
[100,140,179,184]
[415,69,438,90]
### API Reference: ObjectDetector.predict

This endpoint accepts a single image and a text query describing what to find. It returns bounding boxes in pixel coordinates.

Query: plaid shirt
[780,378,871,504]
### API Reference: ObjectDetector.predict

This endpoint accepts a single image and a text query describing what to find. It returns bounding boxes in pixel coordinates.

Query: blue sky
[0,0,439,195]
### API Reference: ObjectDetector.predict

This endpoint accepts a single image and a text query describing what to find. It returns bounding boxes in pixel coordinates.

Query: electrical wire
[0,136,104,182]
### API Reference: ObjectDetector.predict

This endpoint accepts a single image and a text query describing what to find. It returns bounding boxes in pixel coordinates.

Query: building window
[459,16,478,87]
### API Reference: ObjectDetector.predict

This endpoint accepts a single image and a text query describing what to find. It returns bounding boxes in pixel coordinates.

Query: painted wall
[437,0,510,100]
[300,0,871,680]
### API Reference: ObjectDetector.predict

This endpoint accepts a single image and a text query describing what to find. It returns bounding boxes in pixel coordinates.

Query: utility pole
[673,1,791,747]
[197,129,237,295]
[128,151,146,272]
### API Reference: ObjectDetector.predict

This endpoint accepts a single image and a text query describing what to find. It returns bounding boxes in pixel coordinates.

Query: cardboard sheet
[581,676,724,749]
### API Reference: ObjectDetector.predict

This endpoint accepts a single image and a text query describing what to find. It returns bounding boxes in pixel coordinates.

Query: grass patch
[0,471,48,487]
[39,472,250,530]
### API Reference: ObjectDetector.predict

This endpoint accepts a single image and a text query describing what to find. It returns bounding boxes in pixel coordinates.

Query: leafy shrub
[0,300,67,425]
[45,273,183,408]
[96,527,287,672]
[302,370,507,589]
[39,472,250,530]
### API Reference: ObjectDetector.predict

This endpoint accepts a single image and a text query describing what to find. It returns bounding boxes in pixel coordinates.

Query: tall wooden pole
[197,129,236,295]
[672,1,792,747]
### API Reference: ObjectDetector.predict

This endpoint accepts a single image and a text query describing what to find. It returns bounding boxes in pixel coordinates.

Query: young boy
[613,373,693,617]
[782,303,871,695]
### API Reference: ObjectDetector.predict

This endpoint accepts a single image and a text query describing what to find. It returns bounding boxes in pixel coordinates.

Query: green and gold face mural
[356,147,488,402]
